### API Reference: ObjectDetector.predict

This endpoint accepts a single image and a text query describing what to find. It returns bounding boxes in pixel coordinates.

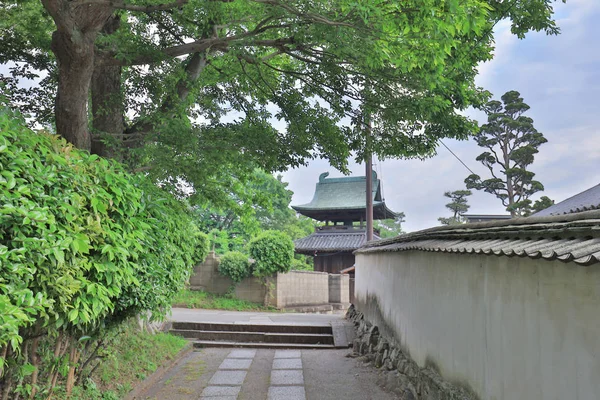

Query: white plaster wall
[355,251,600,400]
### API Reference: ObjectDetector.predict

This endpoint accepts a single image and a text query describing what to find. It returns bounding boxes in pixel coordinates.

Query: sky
[282,0,600,233]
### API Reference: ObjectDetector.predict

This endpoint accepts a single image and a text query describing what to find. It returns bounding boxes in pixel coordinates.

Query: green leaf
[68,308,78,322]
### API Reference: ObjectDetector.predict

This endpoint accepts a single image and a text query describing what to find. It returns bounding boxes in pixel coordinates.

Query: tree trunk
[503,139,516,217]
[91,16,124,159]
[51,29,97,151]
[0,345,6,378]
[65,340,80,396]
[29,338,40,400]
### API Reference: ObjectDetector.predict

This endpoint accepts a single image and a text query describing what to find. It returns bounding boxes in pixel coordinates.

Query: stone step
[192,340,336,350]
[171,321,332,335]
[171,329,335,345]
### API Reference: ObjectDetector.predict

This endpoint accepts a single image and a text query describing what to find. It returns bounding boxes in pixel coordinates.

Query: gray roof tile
[291,171,398,221]
[357,210,600,266]
[294,229,380,253]
[534,183,600,216]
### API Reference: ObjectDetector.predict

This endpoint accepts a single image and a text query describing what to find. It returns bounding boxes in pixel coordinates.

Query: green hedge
[248,231,294,278]
[0,107,204,396]
[218,251,251,283]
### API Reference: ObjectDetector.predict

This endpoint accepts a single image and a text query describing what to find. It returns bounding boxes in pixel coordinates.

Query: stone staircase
[169,321,354,349]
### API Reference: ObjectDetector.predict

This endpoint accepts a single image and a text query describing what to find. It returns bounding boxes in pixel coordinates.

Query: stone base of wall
[347,305,477,400]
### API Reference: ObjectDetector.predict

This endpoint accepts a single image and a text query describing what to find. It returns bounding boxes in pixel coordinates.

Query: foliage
[1,0,565,211]
[290,258,313,271]
[438,190,472,225]
[66,319,187,400]
[531,196,555,215]
[192,231,210,266]
[373,214,406,238]
[196,170,314,254]
[249,231,294,278]
[0,107,199,397]
[171,290,278,312]
[465,91,548,216]
[218,252,251,283]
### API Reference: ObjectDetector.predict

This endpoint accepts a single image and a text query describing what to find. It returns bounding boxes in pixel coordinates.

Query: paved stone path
[137,348,398,400]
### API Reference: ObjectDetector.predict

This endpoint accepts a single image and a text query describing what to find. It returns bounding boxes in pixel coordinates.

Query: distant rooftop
[294,226,380,254]
[533,183,600,217]
[291,171,398,222]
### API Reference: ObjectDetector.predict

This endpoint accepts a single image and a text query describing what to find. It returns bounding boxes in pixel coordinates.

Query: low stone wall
[328,273,350,304]
[275,270,330,308]
[347,305,476,400]
[189,252,349,309]
[189,252,267,303]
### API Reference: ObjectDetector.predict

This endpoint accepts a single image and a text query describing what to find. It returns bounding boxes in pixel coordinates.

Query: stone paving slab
[209,370,247,386]
[218,358,253,370]
[267,386,306,400]
[272,358,302,370]
[270,370,304,385]
[273,350,301,359]
[201,386,242,397]
[227,349,257,359]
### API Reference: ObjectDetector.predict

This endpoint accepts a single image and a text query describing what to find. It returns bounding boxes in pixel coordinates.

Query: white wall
[355,251,600,400]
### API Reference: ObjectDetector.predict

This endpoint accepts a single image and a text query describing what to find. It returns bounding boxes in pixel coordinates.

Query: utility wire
[438,140,477,176]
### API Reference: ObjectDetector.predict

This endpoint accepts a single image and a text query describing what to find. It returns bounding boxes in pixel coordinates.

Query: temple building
[292,171,398,274]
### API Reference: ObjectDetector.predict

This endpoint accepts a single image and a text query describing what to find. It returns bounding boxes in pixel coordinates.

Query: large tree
[374,214,406,238]
[194,169,314,253]
[2,0,564,207]
[465,90,548,216]
[438,189,471,225]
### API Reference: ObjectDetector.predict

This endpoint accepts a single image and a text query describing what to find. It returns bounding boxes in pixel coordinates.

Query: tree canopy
[465,90,549,216]
[532,195,555,214]
[438,189,471,225]
[193,169,314,253]
[1,0,565,208]
[373,214,406,238]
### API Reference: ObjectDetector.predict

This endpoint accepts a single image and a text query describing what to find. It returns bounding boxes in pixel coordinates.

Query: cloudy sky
[282,0,600,233]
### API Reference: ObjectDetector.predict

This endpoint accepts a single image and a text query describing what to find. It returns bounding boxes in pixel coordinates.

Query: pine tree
[438,190,471,225]
[465,91,548,217]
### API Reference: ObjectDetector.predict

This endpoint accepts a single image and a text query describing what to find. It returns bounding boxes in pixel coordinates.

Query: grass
[65,320,188,400]
[171,289,279,312]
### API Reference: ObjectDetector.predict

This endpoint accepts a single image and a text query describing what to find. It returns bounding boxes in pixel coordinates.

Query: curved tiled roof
[533,183,600,216]
[294,229,380,254]
[291,171,398,221]
[356,210,600,266]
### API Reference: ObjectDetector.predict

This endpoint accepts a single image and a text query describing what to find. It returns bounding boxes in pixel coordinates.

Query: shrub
[0,106,200,396]
[248,231,294,278]
[193,231,210,265]
[291,258,312,271]
[218,252,251,283]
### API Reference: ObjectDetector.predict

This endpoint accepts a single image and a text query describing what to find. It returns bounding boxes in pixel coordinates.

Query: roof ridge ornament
[319,172,330,182]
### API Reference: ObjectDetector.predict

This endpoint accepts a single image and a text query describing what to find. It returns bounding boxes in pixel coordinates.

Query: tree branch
[42,0,76,31]
[251,0,355,28]
[71,0,189,12]
[107,34,295,66]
